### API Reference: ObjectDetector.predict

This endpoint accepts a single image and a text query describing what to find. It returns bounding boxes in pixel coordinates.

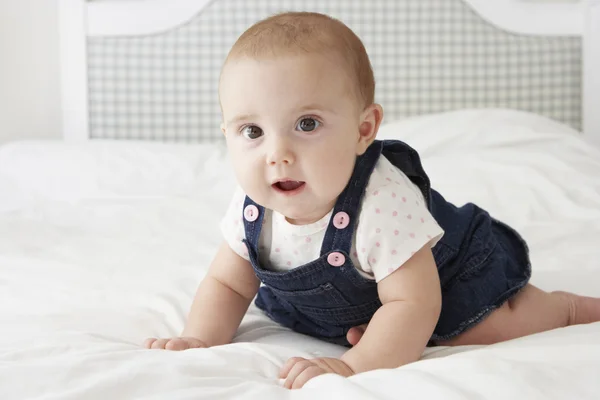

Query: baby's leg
[436,284,600,346]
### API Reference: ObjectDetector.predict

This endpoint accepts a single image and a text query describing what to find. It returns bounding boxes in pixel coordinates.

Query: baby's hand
[143,337,208,351]
[279,357,355,389]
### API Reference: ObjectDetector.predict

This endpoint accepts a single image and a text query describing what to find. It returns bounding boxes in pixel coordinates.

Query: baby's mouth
[272,180,305,192]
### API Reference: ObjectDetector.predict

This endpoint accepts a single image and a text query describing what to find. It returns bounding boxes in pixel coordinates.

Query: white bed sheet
[1,109,600,399]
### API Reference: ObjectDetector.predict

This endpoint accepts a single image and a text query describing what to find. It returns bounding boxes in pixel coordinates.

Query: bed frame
[58,0,600,146]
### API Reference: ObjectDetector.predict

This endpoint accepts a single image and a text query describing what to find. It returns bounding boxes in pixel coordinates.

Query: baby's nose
[266,138,295,165]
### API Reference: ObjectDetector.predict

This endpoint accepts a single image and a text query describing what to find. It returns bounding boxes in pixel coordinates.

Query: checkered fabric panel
[87,0,582,142]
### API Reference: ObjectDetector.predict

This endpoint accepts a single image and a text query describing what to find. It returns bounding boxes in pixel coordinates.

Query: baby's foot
[346,323,368,346]
[554,291,600,325]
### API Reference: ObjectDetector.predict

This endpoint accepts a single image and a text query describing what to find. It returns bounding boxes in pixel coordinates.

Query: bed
[2,0,600,398]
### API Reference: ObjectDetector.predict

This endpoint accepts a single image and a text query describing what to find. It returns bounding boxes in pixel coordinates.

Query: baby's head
[219,12,383,225]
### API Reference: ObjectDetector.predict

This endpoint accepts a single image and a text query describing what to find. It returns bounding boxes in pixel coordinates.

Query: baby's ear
[220,122,226,136]
[357,104,384,155]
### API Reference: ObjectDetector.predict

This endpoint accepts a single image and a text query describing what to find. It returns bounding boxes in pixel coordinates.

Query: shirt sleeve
[219,185,250,260]
[355,172,444,283]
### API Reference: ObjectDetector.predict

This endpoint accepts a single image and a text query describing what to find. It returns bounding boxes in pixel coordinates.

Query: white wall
[0,0,62,145]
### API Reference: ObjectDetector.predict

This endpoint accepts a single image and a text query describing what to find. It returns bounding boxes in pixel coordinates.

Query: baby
[144,11,600,389]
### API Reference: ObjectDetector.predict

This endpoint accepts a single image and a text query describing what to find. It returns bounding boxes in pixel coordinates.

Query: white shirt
[220,156,444,282]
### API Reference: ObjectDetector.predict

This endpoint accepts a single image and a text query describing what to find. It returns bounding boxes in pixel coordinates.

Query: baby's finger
[279,357,306,378]
[292,366,324,390]
[143,338,157,349]
[165,338,189,351]
[186,338,208,348]
[150,338,170,349]
[283,360,312,389]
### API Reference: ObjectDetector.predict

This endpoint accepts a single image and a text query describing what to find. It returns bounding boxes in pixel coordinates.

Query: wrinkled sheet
[1,109,599,399]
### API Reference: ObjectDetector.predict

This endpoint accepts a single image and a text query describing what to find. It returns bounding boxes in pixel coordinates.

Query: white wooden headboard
[59,0,600,146]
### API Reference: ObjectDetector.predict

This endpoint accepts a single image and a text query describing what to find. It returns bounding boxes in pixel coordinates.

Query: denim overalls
[242,139,531,345]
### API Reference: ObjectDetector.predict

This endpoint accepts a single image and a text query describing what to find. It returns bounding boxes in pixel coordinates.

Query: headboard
[59,0,600,145]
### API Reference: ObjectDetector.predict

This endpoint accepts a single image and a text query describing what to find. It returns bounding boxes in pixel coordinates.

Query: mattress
[1,109,599,399]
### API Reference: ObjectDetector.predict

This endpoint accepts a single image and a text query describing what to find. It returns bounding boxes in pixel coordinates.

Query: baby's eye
[242,125,264,140]
[296,118,320,132]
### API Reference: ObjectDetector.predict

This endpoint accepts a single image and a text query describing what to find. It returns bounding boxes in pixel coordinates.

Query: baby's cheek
[233,157,261,187]
[316,166,351,201]
[234,173,265,205]
[319,146,354,179]
[335,156,356,189]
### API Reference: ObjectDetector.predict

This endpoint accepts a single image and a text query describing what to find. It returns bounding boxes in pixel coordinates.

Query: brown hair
[222,12,375,108]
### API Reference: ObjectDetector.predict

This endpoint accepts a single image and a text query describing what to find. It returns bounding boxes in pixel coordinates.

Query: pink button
[244,205,259,222]
[327,252,346,267]
[332,211,350,229]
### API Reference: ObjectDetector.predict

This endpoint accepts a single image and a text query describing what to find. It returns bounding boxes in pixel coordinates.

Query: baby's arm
[144,241,260,349]
[340,245,441,373]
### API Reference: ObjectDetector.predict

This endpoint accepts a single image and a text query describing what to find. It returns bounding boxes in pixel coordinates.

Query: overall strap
[381,139,432,208]
[320,140,384,255]
[242,196,264,251]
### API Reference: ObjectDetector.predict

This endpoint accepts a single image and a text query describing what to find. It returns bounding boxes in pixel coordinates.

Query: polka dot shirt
[220,156,444,283]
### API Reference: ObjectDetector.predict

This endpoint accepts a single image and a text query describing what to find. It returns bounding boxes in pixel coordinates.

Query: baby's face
[219,54,367,225]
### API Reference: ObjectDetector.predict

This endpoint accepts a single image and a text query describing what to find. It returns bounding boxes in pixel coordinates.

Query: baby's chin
[269,205,303,222]
[275,206,330,226]
[250,191,335,225]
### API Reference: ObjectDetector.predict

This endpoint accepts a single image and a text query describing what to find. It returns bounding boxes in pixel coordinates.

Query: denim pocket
[295,298,381,326]
[447,222,498,287]
[267,282,351,308]
[432,240,458,268]
[432,240,459,286]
